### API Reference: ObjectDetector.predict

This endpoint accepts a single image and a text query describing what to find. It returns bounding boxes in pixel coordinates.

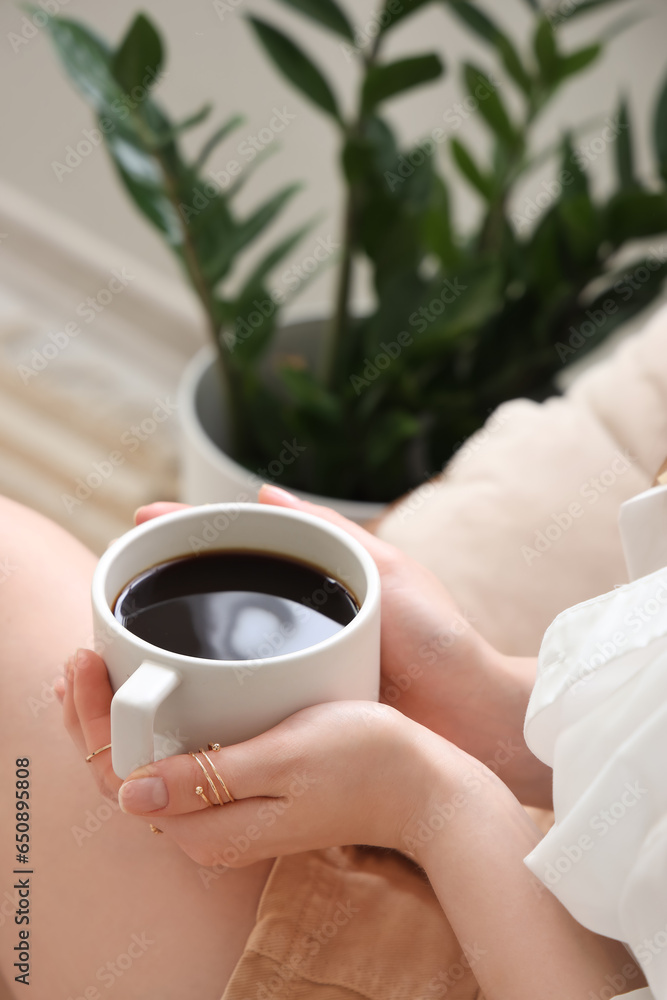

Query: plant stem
[324,24,384,391]
[149,143,241,453]
[325,190,355,389]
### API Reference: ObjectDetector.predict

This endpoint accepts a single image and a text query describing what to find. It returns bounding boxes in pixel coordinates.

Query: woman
[0,484,646,999]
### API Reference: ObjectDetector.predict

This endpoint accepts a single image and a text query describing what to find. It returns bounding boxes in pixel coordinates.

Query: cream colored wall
[1,0,667,317]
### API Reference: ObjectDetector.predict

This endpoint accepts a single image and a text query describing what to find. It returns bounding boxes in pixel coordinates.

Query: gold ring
[199,748,235,803]
[195,785,213,807]
[190,753,223,806]
[149,824,163,835]
[85,743,112,762]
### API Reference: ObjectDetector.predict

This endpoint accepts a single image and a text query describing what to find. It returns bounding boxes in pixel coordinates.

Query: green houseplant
[43,1,667,504]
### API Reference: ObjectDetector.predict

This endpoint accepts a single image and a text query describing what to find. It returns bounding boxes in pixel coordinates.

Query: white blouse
[523,487,667,1000]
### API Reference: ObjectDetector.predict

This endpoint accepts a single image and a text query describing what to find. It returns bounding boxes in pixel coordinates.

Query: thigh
[0,497,272,1000]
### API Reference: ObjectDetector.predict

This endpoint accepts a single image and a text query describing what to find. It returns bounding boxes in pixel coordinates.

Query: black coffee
[113,550,359,660]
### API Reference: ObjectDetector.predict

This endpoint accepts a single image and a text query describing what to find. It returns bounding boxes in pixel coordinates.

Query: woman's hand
[134,493,494,740]
[135,489,552,807]
[56,647,453,865]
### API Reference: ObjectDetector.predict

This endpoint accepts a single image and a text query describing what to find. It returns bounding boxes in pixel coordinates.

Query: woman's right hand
[135,488,552,807]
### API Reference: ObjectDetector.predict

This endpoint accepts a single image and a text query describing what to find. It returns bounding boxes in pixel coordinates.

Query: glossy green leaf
[558,43,601,80]
[200,183,301,287]
[450,139,493,199]
[112,14,163,96]
[580,256,667,347]
[44,16,117,114]
[447,0,497,41]
[447,0,532,92]
[235,183,303,255]
[227,288,279,363]
[560,133,589,196]
[247,17,341,122]
[194,115,245,171]
[148,104,212,147]
[271,0,355,41]
[105,132,182,242]
[655,70,667,182]
[533,18,559,86]
[463,63,516,145]
[614,98,635,189]
[362,54,444,112]
[421,175,459,267]
[409,264,503,354]
[239,221,315,295]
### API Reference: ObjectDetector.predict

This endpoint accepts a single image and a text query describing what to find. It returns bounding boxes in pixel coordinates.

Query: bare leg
[0,497,272,1000]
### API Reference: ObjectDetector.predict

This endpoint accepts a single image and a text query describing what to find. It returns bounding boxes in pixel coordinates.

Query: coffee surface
[113,550,359,660]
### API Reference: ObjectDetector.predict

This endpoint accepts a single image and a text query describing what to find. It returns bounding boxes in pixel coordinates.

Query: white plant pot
[177,319,387,525]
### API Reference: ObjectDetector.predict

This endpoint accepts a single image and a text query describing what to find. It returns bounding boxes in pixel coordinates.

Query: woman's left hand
[59,649,452,867]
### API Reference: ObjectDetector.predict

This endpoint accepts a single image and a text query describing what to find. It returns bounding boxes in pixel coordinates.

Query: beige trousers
[222,846,485,1000]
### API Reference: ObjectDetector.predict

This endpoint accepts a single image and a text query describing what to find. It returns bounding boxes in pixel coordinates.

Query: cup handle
[110,661,181,779]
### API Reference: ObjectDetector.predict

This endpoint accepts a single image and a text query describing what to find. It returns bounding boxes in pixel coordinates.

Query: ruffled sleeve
[523,567,667,1000]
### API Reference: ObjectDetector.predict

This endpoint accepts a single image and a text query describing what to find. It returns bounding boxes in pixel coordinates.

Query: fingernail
[259,484,302,507]
[133,506,147,522]
[119,777,169,814]
[64,655,75,682]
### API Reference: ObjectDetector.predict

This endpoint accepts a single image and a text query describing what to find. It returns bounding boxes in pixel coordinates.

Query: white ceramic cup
[92,503,381,779]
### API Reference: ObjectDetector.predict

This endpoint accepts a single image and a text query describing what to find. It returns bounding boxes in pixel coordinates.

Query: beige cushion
[375,304,667,656]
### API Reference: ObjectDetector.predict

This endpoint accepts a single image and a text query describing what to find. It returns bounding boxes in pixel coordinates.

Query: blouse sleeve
[523,566,667,1000]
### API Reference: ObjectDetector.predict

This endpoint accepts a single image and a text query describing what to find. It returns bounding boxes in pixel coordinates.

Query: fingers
[134,502,190,526]
[258,484,397,570]
[118,738,280,818]
[70,649,121,797]
[62,652,87,755]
